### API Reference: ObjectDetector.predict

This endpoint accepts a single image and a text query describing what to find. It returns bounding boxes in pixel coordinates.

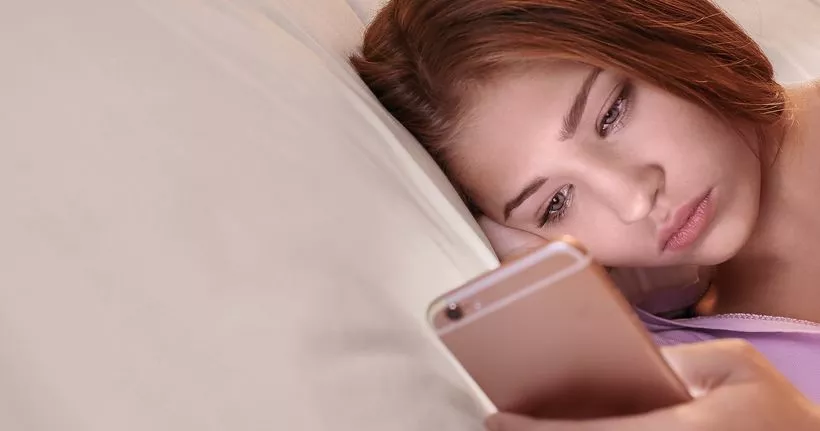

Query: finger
[660,339,771,397]
[485,411,685,431]
[484,413,541,431]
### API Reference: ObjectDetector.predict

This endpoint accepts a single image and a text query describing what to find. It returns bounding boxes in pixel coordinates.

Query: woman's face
[454,62,762,267]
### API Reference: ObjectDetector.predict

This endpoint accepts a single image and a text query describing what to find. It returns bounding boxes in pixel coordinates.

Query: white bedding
[717,0,820,82]
[0,1,495,429]
[0,1,817,430]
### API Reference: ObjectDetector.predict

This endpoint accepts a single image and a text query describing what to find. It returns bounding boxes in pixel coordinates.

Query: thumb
[484,412,676,431]
[484,413,540,431]
[485,413,609,431]
[660,339,769,398]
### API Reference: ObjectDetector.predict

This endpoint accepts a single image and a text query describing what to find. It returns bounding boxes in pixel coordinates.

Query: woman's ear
[477,216,549,262]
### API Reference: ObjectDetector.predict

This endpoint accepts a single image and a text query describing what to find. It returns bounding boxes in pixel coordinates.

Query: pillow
[715,0,820,82]
[346,0,384,22]
[0,0,495,430]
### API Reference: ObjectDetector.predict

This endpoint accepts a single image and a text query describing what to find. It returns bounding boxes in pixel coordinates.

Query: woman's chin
[692,226,752,266]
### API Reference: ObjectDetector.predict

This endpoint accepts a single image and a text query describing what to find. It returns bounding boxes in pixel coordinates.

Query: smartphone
[427,239,691,419]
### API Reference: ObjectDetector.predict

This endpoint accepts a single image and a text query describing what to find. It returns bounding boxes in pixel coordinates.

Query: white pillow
[347,0,385,22]
[0,0,495,430]
[715,0,820,82]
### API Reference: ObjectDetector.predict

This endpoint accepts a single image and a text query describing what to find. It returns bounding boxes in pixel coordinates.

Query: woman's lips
[659,190,715,253]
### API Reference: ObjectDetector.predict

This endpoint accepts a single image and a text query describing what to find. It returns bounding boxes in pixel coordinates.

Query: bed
[0,0,817,429]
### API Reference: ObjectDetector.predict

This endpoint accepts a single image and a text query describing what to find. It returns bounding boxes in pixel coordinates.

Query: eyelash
[537,81,632,228]
[539,184,574,228]
[597,81,633,137]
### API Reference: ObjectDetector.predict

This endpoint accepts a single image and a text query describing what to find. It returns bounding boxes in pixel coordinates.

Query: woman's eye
[598,82,632,136]
[539,184,574,227]
[548,193,567,212]
[602,99,624,127]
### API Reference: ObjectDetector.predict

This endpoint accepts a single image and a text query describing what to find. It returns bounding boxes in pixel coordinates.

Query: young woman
[351,0,820,428]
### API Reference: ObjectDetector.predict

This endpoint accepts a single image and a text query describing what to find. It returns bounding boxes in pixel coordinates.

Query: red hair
[350,0,786,201]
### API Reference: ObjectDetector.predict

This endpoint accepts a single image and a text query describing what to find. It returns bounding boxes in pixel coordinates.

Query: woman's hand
[485,339,820,431]
[477,216,700,303]
[478,216,548,261]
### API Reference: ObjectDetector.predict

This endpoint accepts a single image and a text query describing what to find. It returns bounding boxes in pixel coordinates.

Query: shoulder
[800,80,820,138]
[810,79,820,113]
[803,79,820,110]
[782,81,820,145]
[786,79,820,114]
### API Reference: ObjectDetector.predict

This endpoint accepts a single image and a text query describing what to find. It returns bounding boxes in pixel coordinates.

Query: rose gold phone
[427,239,691,419]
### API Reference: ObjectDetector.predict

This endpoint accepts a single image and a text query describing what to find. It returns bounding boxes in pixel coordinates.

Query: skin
[453,61,820,322]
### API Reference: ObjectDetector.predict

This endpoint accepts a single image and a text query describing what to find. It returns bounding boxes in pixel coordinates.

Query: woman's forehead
[460,62,598,150]
[453,63,598,208]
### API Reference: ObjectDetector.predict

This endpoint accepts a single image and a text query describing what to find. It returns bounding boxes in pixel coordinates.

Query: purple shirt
[639,309,820,402]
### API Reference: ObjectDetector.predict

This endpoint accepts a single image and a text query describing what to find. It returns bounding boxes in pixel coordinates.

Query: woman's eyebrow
[558,67,602,141]
[504,177,548,221]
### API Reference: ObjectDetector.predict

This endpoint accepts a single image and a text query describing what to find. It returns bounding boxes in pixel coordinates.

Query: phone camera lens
[445,303,463,321]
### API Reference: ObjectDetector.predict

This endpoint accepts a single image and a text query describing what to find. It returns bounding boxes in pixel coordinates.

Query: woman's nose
[585,159,664,224]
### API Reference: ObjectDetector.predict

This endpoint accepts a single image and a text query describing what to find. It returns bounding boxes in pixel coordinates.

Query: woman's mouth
[659,189,715,253]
